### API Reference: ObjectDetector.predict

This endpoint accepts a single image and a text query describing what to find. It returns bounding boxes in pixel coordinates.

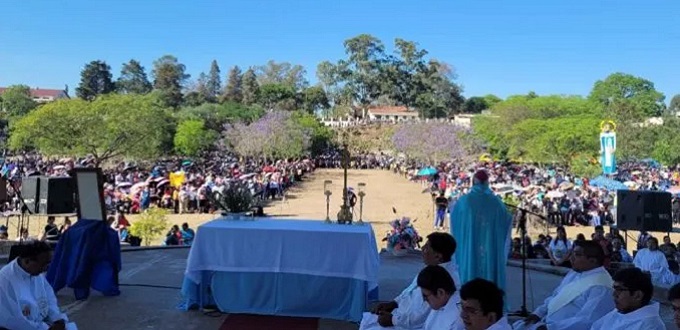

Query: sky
[1,0,679,100]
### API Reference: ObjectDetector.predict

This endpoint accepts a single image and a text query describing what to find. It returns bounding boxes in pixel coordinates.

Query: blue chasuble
[449,184,512,293]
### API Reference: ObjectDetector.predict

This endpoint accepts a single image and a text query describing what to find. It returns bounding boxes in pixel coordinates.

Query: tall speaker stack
[616,190,672,233]
[20,176,76,215]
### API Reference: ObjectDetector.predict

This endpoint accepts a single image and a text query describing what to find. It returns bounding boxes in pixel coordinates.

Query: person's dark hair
[613,268,653,306]
[182,222,188,227]
[574,240,605,265]
[459,278,504,317]
[555,226,568,246]
[427,232,457,262]
[576,233,586,241]
[668,283,680,301]
[417,265,455,295]
[594,225,604,232]
[18,241,52,260]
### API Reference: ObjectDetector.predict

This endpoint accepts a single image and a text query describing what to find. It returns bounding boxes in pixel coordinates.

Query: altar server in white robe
[361,232,462,330]
[417,265,462,330]
[668,283,680,329]
[458,278,511,330]
[591,267,665,329]
[0,241,78,330]
[513,240,615,330]
[633,237,678,286]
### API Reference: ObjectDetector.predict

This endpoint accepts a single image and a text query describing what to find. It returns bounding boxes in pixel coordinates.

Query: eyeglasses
[456,302,481,315]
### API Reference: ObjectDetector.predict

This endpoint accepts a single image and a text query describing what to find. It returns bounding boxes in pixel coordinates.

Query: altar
[180,218,380,322]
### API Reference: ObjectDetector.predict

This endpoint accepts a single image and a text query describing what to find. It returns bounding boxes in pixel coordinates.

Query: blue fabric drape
[47,219,122,300]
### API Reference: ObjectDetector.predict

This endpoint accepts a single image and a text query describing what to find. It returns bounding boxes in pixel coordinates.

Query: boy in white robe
[458,278,511,330]
[513,240,615,330]
[591,267,664,329]
[633,237,678,286]
[361,232,462,330]
[667,283,680,329]
[416,265,462,330]
[0,241,78,330]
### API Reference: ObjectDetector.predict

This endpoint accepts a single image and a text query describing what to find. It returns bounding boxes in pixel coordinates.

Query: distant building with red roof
[0,86,70,104]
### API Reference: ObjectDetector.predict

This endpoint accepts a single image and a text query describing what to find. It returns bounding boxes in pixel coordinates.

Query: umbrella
[239,173,256,180]
[129,183,147,196]
[182,160,193,167]
[667,186,680,195]
[417,167,438,177]
[156,179,170,187]
[589,175,627,191]
[116,182,132,188]
[53,165,66,170]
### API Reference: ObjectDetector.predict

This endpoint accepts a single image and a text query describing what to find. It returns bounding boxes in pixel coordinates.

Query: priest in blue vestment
[450,170,512,293]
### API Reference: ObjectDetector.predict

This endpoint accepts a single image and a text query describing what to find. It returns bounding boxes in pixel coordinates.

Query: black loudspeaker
[0,177,7,203]
[20,176,41,214]
[616,190,672,233]
[38,177,76,215]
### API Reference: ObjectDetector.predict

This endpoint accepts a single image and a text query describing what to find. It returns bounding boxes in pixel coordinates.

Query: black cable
[118,283,181,290]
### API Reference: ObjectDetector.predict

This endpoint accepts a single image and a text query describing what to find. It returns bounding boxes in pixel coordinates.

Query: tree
[152,55,190,108]
[461,97,489,114]
[206,60,222,101]
[258,83,296,111]
[337,34,386,114]
[223,111,310,159]
[222,66,243,103]
[299,86,329,114]
[255,60,308,90]
[174,119,218,157]
[589,72,665,118]
[241,68,259,105]
[0,85,37,117]
[177,102,264,131]
[669,94,680,114]
[392,122,474,163]
[10,94,173,166]
[76,60,115,101]
[116,59,152,94]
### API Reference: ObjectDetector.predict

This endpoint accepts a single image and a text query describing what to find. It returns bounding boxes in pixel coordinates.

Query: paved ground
[53,248,676,330]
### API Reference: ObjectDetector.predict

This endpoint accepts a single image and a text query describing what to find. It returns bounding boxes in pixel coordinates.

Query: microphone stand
[504,203,548,318]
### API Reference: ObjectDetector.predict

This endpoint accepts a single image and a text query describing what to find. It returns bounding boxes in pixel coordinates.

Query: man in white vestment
[633,237,678,286]
[668,283,680,328]
[361,232,461,330]
[416,265,462,330]
[0,241,78,330]
[513,240,615,330]
[591,267,664,329]
[458,278,511,330]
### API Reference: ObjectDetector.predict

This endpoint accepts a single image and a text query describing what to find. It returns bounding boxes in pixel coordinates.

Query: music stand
[72,168,107,221]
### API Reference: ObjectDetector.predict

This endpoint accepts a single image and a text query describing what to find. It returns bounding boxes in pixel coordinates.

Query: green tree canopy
[76,60,115,101]
[9,94,173,165]
[0,85,38,117]
[174,119,218,157]
[589,72,665,119]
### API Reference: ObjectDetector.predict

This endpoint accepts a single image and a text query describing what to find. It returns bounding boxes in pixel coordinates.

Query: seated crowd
[360,233,677,330]
[511,225,680,287]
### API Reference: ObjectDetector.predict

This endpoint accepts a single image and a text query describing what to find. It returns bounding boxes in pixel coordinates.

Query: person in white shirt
[458,278,511,330]
[361,232,462,330]
[416,265,462,330]
[668,283,680,329]
[513,240,615,330]
[633,237,678,286]
[591,267,664,329]
[548,226,572,267]
[0,241,77,330]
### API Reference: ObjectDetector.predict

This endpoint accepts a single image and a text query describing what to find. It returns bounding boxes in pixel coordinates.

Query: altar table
[180,218,380,322]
